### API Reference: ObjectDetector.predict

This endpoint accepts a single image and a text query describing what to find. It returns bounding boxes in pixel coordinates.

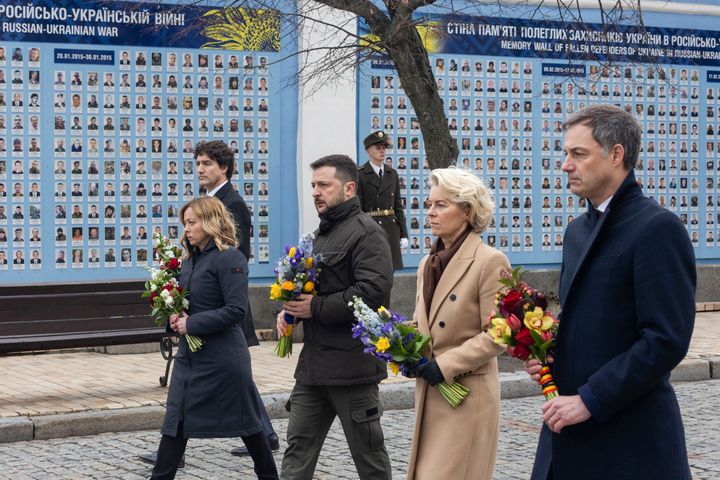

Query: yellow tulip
[389,362,399,375]
[281,281,295,291]
[377,306,389,317]
[303,281,315,293]
[288,247,297,258]
[524,307,554,331]
[375,336,390,353]
[306,257,313,268]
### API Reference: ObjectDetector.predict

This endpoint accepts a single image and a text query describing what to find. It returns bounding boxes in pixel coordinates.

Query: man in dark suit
[138,140,278,467]
[527,105,695,480]
[356,131,408,270]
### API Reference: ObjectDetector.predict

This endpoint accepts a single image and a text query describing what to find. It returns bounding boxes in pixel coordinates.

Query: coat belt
[369,209,394,217]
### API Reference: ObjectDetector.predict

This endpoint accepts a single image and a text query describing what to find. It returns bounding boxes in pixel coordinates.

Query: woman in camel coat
[407,168,509,480]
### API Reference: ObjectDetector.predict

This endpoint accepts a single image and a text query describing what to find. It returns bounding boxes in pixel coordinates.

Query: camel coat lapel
[427,234,479,329]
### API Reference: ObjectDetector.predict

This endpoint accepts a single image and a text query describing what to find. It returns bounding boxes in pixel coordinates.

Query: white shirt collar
[206,180,228,197]
[370,162,383,176]
[595,196,613,213]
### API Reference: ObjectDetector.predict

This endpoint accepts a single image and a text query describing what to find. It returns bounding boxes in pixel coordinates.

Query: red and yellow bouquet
[487,267,559,400]
[142,233,203,352]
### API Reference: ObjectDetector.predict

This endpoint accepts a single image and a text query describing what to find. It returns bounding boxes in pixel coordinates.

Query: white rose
[182,299,189,309]
[164,296,174,308]
[150,283,157,292]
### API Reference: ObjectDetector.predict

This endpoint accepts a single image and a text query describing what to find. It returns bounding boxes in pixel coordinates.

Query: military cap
[363,130,390,150]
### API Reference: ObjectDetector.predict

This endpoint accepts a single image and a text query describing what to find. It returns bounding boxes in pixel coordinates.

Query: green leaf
[529,329,543,344]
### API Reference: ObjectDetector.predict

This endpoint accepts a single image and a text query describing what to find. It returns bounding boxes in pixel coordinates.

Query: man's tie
[378,168,383,180]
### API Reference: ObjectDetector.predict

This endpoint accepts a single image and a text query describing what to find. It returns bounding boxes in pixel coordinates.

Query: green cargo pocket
[350,403,384,451]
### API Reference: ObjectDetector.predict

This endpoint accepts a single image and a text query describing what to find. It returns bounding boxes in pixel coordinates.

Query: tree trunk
[382,26,458,169]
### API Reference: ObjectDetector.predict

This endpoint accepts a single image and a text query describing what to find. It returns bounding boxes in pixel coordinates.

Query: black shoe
[137,451,185,468]
[230,433,280,456]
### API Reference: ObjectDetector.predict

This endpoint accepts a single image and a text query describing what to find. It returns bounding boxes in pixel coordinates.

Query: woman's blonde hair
[179,196,237,259]
[429,167,495,233]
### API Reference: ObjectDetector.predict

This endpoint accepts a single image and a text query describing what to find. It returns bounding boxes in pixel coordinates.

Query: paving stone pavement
[0,380,717,480]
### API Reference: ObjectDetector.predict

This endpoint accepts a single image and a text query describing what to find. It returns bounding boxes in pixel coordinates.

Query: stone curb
[1,358,717,444]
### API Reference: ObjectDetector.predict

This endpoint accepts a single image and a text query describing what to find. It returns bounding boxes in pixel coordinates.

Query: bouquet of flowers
[269,233,320,357]
[141,233,204,352]
[487,267,558,400]
[350,296,470,408]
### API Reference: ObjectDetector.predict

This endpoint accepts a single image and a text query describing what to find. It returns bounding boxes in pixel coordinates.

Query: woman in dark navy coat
[151,196,278,479]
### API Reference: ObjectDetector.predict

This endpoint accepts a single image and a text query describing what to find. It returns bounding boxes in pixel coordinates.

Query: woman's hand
[170,313,188,335]
[417,359,444,386]
[524,354,554,382]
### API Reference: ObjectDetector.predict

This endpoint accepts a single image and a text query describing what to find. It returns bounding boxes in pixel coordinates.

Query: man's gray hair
[563,104,641,170]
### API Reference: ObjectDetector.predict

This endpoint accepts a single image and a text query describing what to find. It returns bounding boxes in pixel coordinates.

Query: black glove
[417,359,444,386]
[401,360,420,378]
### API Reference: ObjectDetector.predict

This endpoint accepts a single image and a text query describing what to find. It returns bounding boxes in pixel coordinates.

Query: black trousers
[151,422,278,480]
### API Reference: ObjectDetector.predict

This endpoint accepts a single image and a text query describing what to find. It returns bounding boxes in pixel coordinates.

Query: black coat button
[439,321,446,328]
[449,294,457,301]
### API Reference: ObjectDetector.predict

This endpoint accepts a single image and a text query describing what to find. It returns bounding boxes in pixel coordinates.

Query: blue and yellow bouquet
[269,233,319,357]
[349,296,469,408]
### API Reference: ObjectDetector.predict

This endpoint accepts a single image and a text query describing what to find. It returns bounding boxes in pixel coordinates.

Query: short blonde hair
[429,168,495,233]
[179,196,237,259]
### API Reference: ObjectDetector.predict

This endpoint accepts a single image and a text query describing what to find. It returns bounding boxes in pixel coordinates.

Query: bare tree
[169,0,650,169]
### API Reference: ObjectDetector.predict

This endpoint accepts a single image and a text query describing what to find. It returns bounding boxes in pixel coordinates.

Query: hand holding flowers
[142,233,204,352]
[270,233,320,357]
[349,297,470,408]
[487,267,559,400]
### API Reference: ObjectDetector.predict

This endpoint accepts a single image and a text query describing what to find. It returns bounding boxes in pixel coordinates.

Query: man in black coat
[278,154,393,479]
[356,131,408,270]
[526,105,695,480]
[138,141,278,468]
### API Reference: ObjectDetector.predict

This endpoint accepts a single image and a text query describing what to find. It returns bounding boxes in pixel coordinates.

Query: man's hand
[524,355,554,382]
[542,395,591,433]
[399,238,409,249]
[283,294,313,319]
[276,310,288,337]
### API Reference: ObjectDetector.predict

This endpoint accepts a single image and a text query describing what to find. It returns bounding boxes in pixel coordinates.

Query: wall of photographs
[0,2,298,284]
[358,12,720,268]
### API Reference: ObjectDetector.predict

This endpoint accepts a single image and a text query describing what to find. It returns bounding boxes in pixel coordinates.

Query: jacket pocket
[453,362,489,381]
[317,250,352,291]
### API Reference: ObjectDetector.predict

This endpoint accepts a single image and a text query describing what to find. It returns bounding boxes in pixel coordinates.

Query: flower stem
[274,325,294,358]
[186,334,204,352]
[435,381,470,408]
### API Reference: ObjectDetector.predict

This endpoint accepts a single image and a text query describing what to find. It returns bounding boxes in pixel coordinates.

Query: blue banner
[404,15,720,67]
[0,1,279,52]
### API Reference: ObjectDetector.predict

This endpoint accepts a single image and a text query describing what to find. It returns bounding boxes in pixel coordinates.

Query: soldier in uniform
[357,131,408,270]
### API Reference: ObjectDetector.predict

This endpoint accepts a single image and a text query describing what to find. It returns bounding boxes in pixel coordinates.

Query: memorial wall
[357,11,720,267]
[0,1,299,284]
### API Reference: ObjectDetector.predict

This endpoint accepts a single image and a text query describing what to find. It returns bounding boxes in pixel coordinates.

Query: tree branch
[313,0,391,34]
